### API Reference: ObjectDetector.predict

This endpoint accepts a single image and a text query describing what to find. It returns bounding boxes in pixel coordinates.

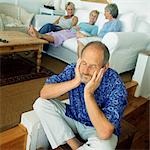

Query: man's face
[89,12,98,25]
[79,46,104,84]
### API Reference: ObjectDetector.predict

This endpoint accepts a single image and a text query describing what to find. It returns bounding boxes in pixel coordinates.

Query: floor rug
[0,54,53,86]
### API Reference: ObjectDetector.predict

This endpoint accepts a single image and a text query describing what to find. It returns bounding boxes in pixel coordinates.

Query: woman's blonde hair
[65,2,75,10]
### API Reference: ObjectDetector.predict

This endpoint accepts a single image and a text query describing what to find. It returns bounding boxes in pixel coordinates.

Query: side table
[0,31,48,72]
[132,51,150,99]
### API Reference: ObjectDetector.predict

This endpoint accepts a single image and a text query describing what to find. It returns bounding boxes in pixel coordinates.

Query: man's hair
[81,41,110,66]
[65,2,75,10]
[105,3,119,18]
[90,10,100,16]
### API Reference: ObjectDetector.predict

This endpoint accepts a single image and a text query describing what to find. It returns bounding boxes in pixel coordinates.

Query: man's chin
[81,77,91,84]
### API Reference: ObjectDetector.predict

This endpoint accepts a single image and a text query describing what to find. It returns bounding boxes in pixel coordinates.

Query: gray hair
[81,41,110,66]
[105,3,119,18]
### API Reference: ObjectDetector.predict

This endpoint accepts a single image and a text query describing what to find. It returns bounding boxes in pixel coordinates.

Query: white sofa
[34,9,150,74]
[0,3,34,32]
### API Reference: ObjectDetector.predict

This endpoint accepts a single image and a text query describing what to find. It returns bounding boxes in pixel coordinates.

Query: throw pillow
[1,13,23,27]
[119,12,136,32]
[134,19,150,33]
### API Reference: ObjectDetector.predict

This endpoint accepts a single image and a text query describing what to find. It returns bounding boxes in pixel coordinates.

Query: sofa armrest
[102,32,150,54]
[21,110,49,150]
[33,14,60,30]
[20,7,34,26]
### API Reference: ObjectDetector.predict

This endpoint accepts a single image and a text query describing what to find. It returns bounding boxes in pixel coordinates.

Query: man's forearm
[84,92,114,139]
[40,79,80,99]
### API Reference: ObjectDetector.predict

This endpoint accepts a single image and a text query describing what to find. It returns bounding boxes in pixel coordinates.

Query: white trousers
[33,97,118,150]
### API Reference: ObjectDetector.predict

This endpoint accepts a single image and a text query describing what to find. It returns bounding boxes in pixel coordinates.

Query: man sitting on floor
[33,41,127,150]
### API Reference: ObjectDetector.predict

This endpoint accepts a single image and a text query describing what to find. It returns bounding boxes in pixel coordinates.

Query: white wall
[0,0,48,13]
[71,0,150,18]
[0,0,150,17]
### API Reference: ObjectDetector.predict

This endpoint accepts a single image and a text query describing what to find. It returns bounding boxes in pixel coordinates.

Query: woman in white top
[39,2,78,34]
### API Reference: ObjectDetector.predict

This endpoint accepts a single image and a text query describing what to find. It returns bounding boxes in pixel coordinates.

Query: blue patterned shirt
[46,64,127,136]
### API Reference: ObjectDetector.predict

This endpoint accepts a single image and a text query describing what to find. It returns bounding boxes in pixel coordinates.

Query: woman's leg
[28,25,54,43]
[39,23,62,34]
[39,23,53,34]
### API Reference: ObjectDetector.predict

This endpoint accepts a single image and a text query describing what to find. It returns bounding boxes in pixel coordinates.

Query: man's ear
[103,63,109,71]
[77,40,84,58]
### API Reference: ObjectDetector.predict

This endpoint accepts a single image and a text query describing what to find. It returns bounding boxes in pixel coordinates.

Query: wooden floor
[124,96,149,149]
[0,53,149,149]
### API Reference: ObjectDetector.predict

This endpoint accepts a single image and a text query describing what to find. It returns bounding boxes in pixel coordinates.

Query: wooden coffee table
[0,31,48,72]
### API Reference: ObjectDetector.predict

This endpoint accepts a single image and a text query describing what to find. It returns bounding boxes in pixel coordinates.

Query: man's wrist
[72,78,81,87]
[84,90,94,98]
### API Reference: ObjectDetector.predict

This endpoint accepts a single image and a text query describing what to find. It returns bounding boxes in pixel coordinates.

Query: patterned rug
[0,54,53,86]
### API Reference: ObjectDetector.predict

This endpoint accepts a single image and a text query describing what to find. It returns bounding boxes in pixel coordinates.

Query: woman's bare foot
[28,25,39,38]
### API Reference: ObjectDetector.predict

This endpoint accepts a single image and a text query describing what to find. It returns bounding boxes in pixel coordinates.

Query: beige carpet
[0,77,46,132]
[0,54,68,132]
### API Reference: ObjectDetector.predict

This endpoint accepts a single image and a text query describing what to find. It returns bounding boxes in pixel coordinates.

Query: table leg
[37,45,43,72]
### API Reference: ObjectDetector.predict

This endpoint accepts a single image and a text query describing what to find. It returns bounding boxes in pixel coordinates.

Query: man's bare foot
[67,137,83,150]
[28,25,39,38]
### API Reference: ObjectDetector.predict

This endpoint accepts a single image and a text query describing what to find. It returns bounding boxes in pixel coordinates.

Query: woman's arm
[71,16,78,27]
[53,16,61,24]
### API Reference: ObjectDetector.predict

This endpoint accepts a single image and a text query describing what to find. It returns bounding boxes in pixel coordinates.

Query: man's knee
[33,97,44,110]
[33,97,53,111]
[33,98,58,112]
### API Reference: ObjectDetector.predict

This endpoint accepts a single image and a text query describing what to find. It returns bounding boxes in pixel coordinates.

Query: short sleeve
[102,77,127,133]
[45,64,75,84]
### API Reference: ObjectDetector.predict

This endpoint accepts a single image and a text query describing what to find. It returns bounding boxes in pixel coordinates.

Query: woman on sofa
[39,2,78,34]
[99,3,121,38]
[77,3,122,57]
[28,10,99,48]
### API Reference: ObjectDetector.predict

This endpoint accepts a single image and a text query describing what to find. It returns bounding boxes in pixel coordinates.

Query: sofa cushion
[63,36,102,53]
[0,13,23,27]
[0,15,4,31]
[119,12,136,32]
[0,3,34,32]
[134,20,150,34]
[63,37,77,52]
[75,9,90,24]
[20,9,34,26]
